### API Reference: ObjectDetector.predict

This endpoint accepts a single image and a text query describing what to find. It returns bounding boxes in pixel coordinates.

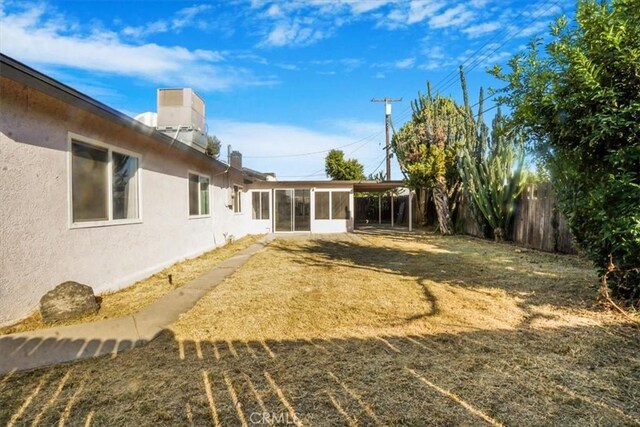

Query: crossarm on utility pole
[371,97,402,181]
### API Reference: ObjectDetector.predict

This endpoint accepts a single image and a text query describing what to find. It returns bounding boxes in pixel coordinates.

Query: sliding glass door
[275,189,293,232]
[294,189,310,231]
[274,189,310,232]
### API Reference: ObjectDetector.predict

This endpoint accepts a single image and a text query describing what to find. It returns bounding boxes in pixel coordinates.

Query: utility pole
[371,97,402,180]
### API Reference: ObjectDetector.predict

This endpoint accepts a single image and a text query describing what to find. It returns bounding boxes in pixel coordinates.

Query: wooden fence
[457,183,576,254]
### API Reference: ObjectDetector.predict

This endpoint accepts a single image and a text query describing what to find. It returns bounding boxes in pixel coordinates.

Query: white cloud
[382,9,408,29]
[309,58,363,73]
[275,63,299,71]
[251,0,551,48]
[369,56,415,71]
[469,0,490,7]
[209,119,388,179]
[407,0,445,25]
[429,5,475,29]
[265,4,282,17]
[260,18,326,47]
[523,3,562,18]
[462,21,502,38]
[395,57,415,69]
[515,20,550,38]
[418,45,455,71]
[307,0,398,15]
[0,4,274,91]
[122,4,212,38]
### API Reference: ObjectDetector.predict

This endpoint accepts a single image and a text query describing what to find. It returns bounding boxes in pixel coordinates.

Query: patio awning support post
[409,189,413,231]
[378,194,382,224]
[390,191,394,227]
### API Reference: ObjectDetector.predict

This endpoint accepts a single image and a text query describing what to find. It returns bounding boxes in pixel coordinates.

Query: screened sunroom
[246,180,407,234]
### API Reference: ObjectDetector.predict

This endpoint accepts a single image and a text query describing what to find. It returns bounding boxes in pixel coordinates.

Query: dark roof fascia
[0,53,240,175]
[266,180,405,186]
[242,167,274,181]
[247,180,406,189]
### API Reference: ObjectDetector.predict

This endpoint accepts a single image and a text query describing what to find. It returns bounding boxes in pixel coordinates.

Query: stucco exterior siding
[0,78,251,325]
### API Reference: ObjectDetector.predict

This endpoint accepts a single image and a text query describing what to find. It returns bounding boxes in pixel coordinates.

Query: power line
[243,128,383,159]
[431,0,551,93]
[294,133,379,180]
[268,2,558,177]
[436,0,561,95]
[433,0,559,93]
[388,0,559,132]
[367,156,387,177]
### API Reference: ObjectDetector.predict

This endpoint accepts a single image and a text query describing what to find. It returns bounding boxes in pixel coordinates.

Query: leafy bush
[491,0,640,304]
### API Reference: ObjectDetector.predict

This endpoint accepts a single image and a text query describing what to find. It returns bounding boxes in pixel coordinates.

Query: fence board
[457,183,577,254]
[513,183,576,253]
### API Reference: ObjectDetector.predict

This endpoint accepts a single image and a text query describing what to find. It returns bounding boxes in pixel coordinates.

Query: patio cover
[353,180,405,192]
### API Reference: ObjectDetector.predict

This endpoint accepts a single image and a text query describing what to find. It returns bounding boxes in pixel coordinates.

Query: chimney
[229,151,242,169]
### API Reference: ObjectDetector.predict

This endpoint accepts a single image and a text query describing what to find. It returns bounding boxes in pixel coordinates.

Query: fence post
[390,192,394,228]
[409,190,413,231]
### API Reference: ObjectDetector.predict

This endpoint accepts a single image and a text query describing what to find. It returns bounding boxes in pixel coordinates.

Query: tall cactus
[459,67,491,236]
[458,108,528,241]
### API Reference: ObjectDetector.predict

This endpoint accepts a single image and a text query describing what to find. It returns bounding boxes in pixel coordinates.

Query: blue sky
[0,0,573,179]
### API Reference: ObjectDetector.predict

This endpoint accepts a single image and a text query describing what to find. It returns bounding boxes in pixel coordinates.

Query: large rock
[40,281,99,323]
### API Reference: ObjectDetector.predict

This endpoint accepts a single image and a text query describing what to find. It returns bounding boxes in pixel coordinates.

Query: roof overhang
[0,54,240,176]
[353,180,406,192]
[246,180,406,191]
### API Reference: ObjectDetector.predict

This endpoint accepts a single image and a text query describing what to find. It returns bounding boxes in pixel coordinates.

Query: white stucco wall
[309,188,355,233]
[0,78,252,325]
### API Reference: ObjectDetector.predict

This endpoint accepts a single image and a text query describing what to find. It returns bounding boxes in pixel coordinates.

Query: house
[0,54,405,326]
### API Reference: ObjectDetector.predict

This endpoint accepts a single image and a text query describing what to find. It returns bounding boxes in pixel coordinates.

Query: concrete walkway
[0,236,274,375]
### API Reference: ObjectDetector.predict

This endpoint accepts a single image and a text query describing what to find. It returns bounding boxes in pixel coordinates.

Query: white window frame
[251,190,270,220]
[67,133,142,229]
[314,189,351,220]
[233,185,243,214]
[188,170,211,218]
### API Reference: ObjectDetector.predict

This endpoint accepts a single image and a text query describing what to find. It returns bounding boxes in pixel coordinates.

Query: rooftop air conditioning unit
[156,88,207,152]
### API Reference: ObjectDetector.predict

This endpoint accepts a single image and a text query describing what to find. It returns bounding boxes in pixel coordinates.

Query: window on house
[233,185,242,213]
[189,173,210,216]
[71,140,139,224]
[315,191,330,220]
[314,190,350,220]
[331,191,350,219]
[112,152,139,220]
[252,191,270,220]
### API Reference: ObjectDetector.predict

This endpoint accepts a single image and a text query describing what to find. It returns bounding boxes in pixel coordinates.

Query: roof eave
[0,53,240,174]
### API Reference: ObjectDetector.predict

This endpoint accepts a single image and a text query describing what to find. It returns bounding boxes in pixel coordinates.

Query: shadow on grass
[1,324,638,426]
[273,229,597,321]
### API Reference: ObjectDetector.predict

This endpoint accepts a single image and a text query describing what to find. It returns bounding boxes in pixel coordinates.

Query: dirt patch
[1,231,638,426]
[0,235,263,336]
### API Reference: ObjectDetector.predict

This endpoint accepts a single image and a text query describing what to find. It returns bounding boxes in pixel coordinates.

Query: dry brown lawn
[1,229,639,426]
[0,235,263,335]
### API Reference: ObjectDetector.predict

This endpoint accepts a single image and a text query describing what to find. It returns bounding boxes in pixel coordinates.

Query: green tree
[392,84,467,234]
[490,0,640,304]
[324,149,365,181]
[205,135,221,159]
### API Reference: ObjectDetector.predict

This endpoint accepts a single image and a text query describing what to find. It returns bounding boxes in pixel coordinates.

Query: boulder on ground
[40,281,99,323]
